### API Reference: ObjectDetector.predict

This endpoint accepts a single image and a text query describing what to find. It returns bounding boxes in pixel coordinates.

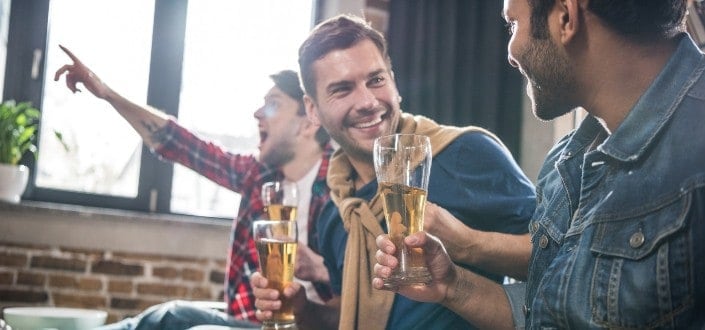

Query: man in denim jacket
[373,0,705,328]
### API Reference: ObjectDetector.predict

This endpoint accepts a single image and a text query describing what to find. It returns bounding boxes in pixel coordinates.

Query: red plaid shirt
[153,119,333,322]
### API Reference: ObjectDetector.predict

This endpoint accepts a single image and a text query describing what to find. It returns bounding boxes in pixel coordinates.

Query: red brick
[0,271,14,285]
[0,288,48,303]
[49,274,79,288]
[215,259,227,268]
[78,277,103,291]
[49,275,102,291]
[52,292,107,309]
[152,266,179,279]
[209,270,225,284]
[137,283,188,297]
[31,255,86,272]
[108,280,133,294]
[190,286,213,300]
[17,271,46,286]
[0,252,28,267]
[92,260,143,276]
[181,268,205,282]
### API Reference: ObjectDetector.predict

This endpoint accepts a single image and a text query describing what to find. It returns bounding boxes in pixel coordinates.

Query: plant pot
[0,163,29,204]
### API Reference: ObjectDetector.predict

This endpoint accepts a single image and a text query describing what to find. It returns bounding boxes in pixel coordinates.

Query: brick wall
[0,241,226,323]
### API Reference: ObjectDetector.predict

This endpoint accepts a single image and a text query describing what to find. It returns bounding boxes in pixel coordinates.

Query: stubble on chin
[521,44,576,121]
[260,142,295,168]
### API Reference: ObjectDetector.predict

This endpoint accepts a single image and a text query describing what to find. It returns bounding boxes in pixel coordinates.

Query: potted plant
[0,100,42,203]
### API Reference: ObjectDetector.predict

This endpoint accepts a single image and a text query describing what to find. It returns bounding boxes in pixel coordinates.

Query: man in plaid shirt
[55,46,333,329]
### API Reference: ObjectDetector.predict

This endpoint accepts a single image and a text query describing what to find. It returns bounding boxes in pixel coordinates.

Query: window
[0,0,9,96]
[4,0,315,219]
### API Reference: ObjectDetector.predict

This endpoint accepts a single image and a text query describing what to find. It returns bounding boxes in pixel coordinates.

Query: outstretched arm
[373,232,515,329]
[424,202,531,280]
[54,45,169,149]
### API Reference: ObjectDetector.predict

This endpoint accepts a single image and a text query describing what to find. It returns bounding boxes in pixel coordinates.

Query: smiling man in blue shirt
[251,14,536,330]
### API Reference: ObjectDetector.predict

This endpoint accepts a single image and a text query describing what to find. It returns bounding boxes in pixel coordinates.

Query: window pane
[171,0,314,218]
[38,0,154,197]
[0,0,9,96]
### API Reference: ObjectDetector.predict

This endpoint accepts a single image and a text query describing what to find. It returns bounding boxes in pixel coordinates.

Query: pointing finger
[59,44,82,65]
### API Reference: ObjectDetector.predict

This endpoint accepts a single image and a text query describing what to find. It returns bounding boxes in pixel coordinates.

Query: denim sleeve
[503,282,526,329]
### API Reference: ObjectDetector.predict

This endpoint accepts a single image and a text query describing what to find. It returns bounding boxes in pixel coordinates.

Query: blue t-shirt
[316,131,536,329]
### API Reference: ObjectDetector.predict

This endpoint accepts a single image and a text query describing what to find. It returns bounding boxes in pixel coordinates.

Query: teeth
[354,116,383,128]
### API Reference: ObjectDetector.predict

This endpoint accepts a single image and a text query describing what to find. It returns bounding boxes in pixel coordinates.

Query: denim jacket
[506,35,705,329]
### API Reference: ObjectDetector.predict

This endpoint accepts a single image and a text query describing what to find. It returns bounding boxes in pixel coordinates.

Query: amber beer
[256,238,297,325]
[379,182,430,285]
[262,181,298,222]
[253,220,298,329]
[264,204,298,221]
[374,133,432,287]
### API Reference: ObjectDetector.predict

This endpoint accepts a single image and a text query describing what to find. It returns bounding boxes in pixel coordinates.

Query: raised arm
[373,232,515,329]
[54,45,169,149]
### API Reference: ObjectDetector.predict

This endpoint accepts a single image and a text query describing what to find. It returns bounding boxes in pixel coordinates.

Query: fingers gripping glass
[253,220,299,330]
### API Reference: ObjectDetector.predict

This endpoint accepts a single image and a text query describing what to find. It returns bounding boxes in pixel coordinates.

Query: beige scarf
[328,113,504,329]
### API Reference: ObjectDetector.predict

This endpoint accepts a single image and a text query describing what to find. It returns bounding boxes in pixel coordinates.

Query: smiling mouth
[352,112,386,129]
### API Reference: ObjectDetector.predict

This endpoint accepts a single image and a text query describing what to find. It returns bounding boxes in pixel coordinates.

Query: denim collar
[594,34,705,162]
[559,115,604,162]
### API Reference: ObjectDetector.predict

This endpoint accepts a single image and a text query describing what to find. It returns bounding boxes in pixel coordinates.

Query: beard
[519,36,578,121]
[260,138,295,168]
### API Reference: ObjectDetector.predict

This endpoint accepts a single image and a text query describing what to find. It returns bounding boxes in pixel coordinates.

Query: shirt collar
[598,34,705,162]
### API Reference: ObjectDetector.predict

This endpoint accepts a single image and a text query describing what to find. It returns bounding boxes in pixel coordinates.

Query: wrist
[456,227,481,265]
[441,264,473,311]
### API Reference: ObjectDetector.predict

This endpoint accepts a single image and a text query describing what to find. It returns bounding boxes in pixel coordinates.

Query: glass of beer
[373,133,432,287]
[262,181,298,221]
[253,220,299,330]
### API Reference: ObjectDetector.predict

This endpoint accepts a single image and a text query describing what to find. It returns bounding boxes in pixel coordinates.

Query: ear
[304,95,321,125]
[297,113,320,138]
[557,0,581,44]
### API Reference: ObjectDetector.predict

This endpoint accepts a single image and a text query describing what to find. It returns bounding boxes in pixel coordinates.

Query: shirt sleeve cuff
[503,282,526,329]
[151,117,178,153]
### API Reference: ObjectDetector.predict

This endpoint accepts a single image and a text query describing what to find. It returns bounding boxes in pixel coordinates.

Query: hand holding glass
[262,181,298,221]
[253,220,299,330]
[373,134,432,287]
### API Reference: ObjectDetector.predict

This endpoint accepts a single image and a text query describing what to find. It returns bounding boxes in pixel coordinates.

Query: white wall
[519,91,585,182]
[319,0,366,20]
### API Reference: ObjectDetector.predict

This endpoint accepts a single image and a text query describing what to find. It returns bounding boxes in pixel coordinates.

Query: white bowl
[3,307,107,330]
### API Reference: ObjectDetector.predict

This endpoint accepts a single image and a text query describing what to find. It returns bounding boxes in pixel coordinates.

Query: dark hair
[527,0,687,40]
[270,70,305,109]
[269,70,330,148]
[298,14,391,99]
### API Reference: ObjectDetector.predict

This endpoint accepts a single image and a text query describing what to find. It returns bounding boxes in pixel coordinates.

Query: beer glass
[253,220,299,330]
[373,134,432,287]
[262,181,298,221]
